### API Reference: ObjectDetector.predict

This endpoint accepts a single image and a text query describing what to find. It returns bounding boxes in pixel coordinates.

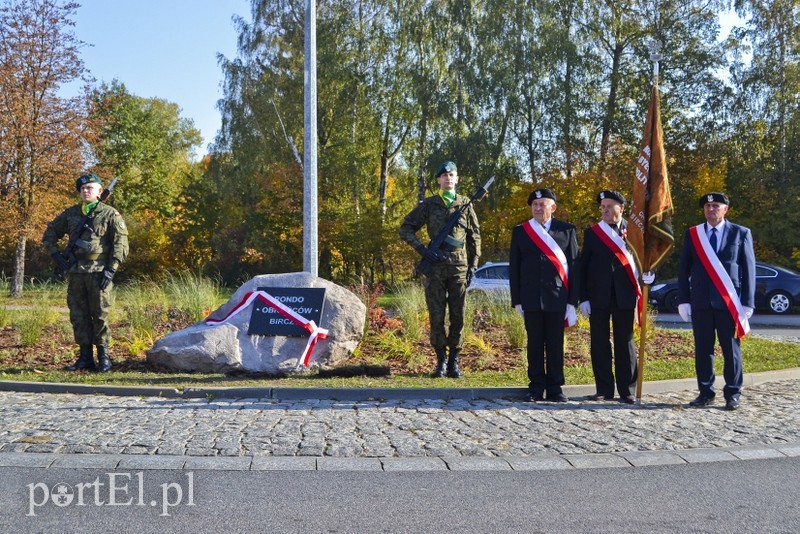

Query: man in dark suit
[677,192,755,411]
[578,190,645,404]
[509,188,579,402]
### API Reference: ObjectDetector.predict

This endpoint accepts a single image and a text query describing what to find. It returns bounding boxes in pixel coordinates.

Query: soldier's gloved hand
[98,267,116,291]
[416,245,445,264]
[51,252,70,272]
[466,266,476,286]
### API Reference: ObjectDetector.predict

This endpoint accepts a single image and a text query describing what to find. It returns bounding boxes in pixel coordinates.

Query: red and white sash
[205,290,329,367]
[688,224,750,338]
[591,221,643,325]
[521,220,575,326]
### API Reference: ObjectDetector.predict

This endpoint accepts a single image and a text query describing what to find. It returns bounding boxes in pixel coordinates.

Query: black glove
[98,267,116,291]
[416,245,446,264]
[466,266,476,286]
[51,252,70,272]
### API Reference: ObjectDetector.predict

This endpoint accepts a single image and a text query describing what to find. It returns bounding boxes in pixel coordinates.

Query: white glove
[579,301,591,317]
[743,306,754,319]
[678,303,691,322]
[515,304,524,319]
[565,304,577,327]
[642,271,655,285]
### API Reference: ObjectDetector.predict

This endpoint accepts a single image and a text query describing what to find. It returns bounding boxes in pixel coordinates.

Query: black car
[649,262,800,314]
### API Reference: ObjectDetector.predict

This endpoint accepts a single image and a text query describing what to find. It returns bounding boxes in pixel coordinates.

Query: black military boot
[64,345,95,371]
[432,348,447,378]
[96,345,112,373]
[447,348,462,379]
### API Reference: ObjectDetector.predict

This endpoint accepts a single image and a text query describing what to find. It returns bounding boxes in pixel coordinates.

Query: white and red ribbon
[591,222,643,325]
[521,220,575,327]
[688,224,750,338]
[205,290,329,367]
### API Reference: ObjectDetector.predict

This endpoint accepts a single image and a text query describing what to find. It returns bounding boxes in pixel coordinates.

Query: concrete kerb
[0,367,798,401]
[0,443,797,472]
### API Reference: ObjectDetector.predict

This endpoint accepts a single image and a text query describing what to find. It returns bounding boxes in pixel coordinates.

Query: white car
[467,262,510,299]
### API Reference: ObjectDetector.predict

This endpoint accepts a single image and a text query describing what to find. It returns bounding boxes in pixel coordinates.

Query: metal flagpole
[635,39,663,405]
[303,0,318,276]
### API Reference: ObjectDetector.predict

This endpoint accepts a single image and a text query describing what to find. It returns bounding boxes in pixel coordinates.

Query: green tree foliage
[725,0,800,265]
[201,0,797,285]
[90,81,202,278]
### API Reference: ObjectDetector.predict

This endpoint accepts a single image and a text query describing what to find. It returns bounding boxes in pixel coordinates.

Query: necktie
[709,227,718,253]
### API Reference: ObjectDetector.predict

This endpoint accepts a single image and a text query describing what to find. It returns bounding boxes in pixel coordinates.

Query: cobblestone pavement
[0,380,797,458]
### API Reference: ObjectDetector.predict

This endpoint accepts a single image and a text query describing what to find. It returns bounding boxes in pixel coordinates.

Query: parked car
[467,261,510,299]
[649,262,800,315]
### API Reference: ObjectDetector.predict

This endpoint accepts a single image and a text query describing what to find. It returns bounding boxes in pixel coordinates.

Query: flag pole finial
[648,39,662,80]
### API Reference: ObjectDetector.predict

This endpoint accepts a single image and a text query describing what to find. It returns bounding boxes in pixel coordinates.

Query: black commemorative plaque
[247,287,326,336]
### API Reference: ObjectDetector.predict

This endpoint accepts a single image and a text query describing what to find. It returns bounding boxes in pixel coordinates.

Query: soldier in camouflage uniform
[42,174,129,372]
[399,161,481,378]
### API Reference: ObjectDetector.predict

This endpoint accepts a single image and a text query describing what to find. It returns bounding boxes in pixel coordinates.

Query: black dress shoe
[588,393,615,401]
[689,395,715,407]
[547,393,569,402]
[620,395,635,404]
[725,398,740,411]
[527,393,544,402]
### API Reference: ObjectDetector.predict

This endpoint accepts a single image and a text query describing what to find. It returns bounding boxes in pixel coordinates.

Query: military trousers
[66,272,113,346]
[424,265,468,351]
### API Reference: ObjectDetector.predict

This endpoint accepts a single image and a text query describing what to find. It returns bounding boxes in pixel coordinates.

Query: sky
[67,0,251,155]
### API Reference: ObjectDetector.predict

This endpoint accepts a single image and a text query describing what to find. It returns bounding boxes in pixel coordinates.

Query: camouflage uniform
[399,194,481,355]
[42,202,129,349]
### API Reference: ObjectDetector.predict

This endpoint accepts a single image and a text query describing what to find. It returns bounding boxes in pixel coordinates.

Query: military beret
[527,188,557,205]
[597,189,625,205]
[699,192,729,207]
[436,161,457,177]
[76,173,103,191]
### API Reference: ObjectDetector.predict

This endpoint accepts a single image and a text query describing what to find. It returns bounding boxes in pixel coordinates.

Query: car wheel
[664,290,679,313]
[767,291,792,314]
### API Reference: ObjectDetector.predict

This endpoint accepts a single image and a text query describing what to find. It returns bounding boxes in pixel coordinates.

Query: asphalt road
[1,457,797,533]
[655,312,800,341]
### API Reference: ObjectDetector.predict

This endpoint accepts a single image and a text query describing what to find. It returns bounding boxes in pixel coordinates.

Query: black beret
[76,173,103,191]
[597,190,625,205]
[699,192,729,207]
[527,188,557,205]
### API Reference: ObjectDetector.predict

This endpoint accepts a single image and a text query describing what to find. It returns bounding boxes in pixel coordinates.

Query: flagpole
[635,39,663,405]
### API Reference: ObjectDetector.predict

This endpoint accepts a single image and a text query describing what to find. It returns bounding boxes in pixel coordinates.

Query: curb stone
[0,367,797,401]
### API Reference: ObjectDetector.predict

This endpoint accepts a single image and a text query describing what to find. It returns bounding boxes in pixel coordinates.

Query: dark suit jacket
[677,221,756,309]
[509,218,579,312]
[577,220,638,310]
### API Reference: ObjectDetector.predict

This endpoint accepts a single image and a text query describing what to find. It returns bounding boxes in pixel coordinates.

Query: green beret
[76,174,103,191]
[436,161,457,177]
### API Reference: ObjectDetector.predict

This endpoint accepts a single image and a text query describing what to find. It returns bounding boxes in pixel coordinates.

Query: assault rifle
[415,176,494,278]
[54,177,118,281]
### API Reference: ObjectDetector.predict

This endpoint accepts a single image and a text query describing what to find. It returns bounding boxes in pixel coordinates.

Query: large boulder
[146,273,366,374]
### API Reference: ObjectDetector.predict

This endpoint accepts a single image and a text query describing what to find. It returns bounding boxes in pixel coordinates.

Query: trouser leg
[692,308,717,399]
[589,309,614,397]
